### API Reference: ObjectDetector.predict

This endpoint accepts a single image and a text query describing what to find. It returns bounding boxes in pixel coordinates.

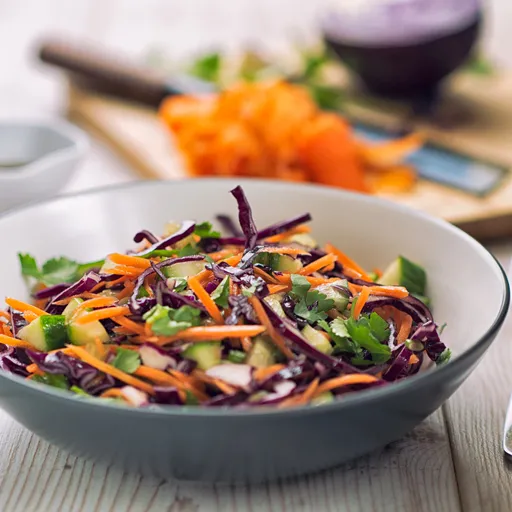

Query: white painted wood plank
[0,408,459,512]
[442,243,512,512]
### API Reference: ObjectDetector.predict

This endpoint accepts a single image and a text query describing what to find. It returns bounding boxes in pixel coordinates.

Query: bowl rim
[0,177,509,419]
[0,118,89,182]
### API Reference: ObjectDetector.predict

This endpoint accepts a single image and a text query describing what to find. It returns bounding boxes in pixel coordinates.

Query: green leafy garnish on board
[189,53,222,83]
[143,305,202,336]
[111,348,141,374]
[18,253,104,285]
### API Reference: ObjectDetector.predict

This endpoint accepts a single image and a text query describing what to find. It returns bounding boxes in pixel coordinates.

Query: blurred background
[1,0,512,239]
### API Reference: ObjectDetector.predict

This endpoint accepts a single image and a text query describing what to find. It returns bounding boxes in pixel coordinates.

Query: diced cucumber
[99,257,117,275]
[302,324,333,355]
[311,391,334,406]
[19,315,68,351]
[255,253,303,273]
[263,293,286,319]
[378,256,426,296]
[164,222,196,249]
[283,233,317,248]
[63,298,109,346]
[315,281,350,312]
[163,261,206,278]
[183,342,221,370]
[246,336,277,368]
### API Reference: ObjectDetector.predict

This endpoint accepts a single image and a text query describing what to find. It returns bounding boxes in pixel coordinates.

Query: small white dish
[0,119,89,212]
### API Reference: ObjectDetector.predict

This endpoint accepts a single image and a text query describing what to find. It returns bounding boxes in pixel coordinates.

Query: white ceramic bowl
[0,119,88,212]
[0,178,508,482]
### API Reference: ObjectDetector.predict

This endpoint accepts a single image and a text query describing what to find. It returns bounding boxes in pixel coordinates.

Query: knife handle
[38,39,214,107]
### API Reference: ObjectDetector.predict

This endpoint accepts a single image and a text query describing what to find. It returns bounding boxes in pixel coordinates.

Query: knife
[38,39,216,107]
[38,39,508,197]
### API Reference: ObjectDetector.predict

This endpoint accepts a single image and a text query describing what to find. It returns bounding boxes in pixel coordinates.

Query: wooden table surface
[1,1,512,510]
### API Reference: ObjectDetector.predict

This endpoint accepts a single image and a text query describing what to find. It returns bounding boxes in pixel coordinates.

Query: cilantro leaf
[18,253,104,285]
[293,288,335,325]
[189,53,221,83]
[112,348,141,374]
[318,318,354,352]
[227,350,246,364]
[345,316,391,364]
[194,221,220,239]
[41,257,80,284]
[368,313,389,343]
[436,348,452,366]
[143,304,202,336]
[70,385,89,396]
[290,274,311,300]
[32,373,69,389]
[172,278,188,293]
[177,244,199,257]
[211,277,230,308]
[18,253,40,279]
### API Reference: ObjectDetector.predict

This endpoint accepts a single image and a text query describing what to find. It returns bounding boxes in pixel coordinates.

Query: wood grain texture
[442,242,512,512]
[0,409,459,512]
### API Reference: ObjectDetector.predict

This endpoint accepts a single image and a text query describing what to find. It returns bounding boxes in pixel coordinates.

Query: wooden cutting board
[66,74,512,241]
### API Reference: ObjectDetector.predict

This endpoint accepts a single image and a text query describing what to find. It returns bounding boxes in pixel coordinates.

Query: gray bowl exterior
[0,322,503,483]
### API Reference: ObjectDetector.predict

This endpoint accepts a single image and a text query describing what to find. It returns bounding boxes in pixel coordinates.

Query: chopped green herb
[344,314,391,364]
[185,389,200,405]
[177,244,199,257]
[211,276,230,308]
[70,385,89,396]
[189,53,221,83]
[143,304,202,336]
[194,221,220,239]
[112,348,141,374]
[31,373,69,389]
[436,348,452,365]
[227,350,246,364]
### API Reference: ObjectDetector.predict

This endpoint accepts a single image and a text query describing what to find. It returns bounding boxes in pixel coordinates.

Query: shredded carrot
[105,276,131,289]
[192,370,237,395]
[5,298,48,317]
[342,268,363,280]
[66,345,155,395]
[360,132,424,168]
[116,281,136,300]
[352,286,371,319]
[194,268,213,285]
[207,249,240,261]
[26,363,44,375]
[315,374,378,395]
[94,337,107,359]
[151,325,266,345]
[348,283,409,299]
[274,273,338,287]
[253,267,280,284]
[74,306,130,325]
[267,284,290,295]
[71,297,118,320]
[220,253,243,266]
[373,268,383,279]
[324,244,371,281]
[134,366,199,402]
[0,311,10,321]
[188,275,224,324]
[2,324,13,337]
[112,316,146,336]
[296,377,320,405]
[108,253,152,269]
[397,314,413,343]
[409,354,420,365]
[300,253,338,276]
[253,364,286,382]
[241,336,253,352]
[229,278,239,297]
[248,297,294,359]
[105,265,144,277]
[264,225,311,244]
[100,388,125,399]
[257,246,310,257]
[0,334,36,350]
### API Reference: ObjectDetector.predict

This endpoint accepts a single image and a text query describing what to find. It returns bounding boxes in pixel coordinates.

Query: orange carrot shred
[253,364,286,382]
[67,345,155,395]
[151,325,266,345]
[188,275,224,324]
[324,243,372,281]
[249,297,294,359]
[299,253,337,276]
[264,225,311,243]
[241,336,253,352]
[397,314,413,343]
[71,297,118,321]
[0,311,10,321]
[315,374,378,395]
[297,377,320,405]
[100,388,125,399]
[0,334,36,350]
[74,306,130,325]
[5,298,48,317]
[352,287,371,319]
[112,316,146,335]
[409,354,420,365]
[257,246,310,257]
[253,267,280,284]
[268,284,290,295]
[2,324,13,337]
[108,253,152,269]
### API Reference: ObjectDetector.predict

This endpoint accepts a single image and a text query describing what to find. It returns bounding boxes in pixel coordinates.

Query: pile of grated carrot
[159,80,423,193]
